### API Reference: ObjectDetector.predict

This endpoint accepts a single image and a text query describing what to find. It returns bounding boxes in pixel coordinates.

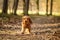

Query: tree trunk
[46,0,48,16]
[2,0,8,14]
[23,0,29,16]
[37,0,39,15]
[13,0,19,15]
[50,0,53,15]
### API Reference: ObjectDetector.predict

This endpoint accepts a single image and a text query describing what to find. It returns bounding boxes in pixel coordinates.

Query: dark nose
[25,21,27,22]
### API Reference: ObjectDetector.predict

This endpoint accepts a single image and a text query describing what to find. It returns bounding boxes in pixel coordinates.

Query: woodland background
[0,0,60,40]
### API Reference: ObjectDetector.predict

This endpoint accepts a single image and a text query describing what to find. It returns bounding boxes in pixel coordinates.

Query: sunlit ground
[0,9,2,14]
[52,12,60,16]
[0,10,60,16]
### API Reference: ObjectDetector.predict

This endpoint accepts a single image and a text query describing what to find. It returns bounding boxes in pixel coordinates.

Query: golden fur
[21,16,32,34]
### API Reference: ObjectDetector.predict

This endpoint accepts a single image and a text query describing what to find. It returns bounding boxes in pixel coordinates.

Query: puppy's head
[22,16,32,24]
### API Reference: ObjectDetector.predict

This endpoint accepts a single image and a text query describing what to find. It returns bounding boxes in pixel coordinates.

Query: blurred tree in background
[46,0,48,16]
[23,0,29,16]
[2,0,8,15]
[13,0,19,15]
[50,0,53,15]
[36,0,39,15]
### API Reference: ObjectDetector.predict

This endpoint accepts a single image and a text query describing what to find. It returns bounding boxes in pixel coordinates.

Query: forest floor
[0,15,60,40]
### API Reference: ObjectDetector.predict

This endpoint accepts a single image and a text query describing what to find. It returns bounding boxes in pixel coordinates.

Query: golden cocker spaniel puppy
[21,16,32,34]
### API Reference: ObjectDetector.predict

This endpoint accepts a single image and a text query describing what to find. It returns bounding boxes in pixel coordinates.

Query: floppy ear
[29,18,32,24]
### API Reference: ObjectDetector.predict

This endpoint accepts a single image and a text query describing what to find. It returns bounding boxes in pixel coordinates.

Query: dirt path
[0,16,60,40]
[0,23,60,40]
